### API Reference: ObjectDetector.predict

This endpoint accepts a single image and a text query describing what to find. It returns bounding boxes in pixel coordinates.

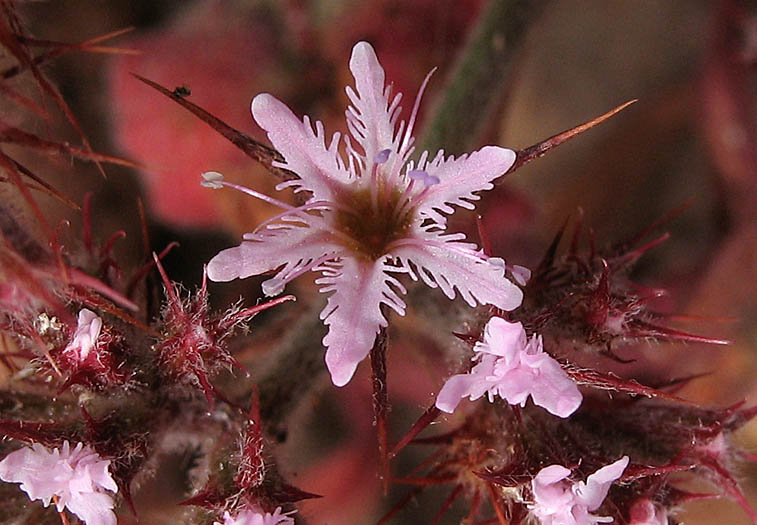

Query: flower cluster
[436,317,582,417]
[529,456,629,525]
[0,441,118,525]
[206,41,522,387]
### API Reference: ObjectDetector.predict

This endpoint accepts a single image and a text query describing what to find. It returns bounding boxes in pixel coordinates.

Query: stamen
[370,154,386,212]
[393,169,439,221]
[399,67,436,158]
[261,278,285,297]
[201,171,294,211]
[252,200,336,235]
[200,171,224,189]
[203,172,354,246]
[370,167,379,211]
[393,177,416,222]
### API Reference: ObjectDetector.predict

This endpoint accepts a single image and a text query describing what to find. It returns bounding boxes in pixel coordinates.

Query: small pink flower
[628,499,668,525]
[206,41,522,387]
[435,317,582,417]
[65,309,102,361]
[214,506,295,525]
[0,441,118,525]
[529,456,629,525]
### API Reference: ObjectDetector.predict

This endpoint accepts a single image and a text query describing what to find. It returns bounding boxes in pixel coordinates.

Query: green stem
[418,0,549,156]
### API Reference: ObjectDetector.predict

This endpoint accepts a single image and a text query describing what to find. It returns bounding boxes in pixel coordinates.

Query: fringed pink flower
[206,41,522,386]
[214,507,295,525]
[0,441,118,525]
[529,456,629,525]
[435,317,582,417]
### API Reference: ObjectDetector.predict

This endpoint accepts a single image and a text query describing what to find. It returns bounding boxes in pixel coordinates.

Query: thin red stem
[370,328,390,493]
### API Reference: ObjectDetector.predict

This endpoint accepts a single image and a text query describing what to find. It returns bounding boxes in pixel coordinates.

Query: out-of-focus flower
[529,456,629,525]
[0,441,118,525]
[628,499,668,525]
[435,317,582,417]
[207,41,522,387]
[64,308,102,362]
[214,507,295,525]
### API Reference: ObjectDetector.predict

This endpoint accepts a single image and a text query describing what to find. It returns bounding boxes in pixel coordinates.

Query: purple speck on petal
[436,373,476,413]
[408,169,440,187]
[375,149,391,164]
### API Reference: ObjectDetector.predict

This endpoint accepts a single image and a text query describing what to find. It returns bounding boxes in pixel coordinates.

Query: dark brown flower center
[334,185,414,260]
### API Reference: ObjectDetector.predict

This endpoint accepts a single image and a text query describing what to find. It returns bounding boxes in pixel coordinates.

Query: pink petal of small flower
[534,464,573,487]
[530,457,628,525]
[490,366,536,407]
[574,456,629,510]
[477,317,527,358]
[435,373,479,413]
[0,441,117,525]
[318,258,406,386]
[528,355,584,418]
[251,93,350,200]
[531,465,576,518]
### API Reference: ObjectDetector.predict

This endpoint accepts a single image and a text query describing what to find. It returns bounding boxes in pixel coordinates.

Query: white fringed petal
[416,146,516,225]
[207,216,343,288]
[392,230,523,311]
[251,93,350,200]
[317,257,406,386]
[345,41,402,176]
